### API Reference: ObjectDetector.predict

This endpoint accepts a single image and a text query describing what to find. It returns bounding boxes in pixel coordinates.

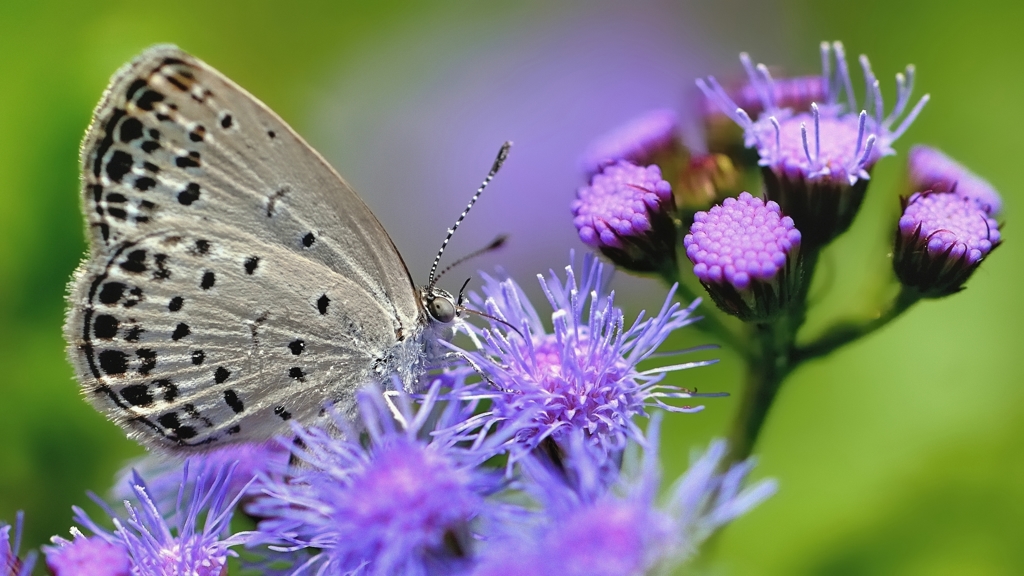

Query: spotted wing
[66,45,424,451]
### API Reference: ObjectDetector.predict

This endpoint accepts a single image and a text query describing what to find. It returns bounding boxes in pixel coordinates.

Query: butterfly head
[423,286,459,324]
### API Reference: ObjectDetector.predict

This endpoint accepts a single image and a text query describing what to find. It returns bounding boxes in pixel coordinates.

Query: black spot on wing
[274,406,292,420]
[178,183,201,205]
[123,325,143,342]
[200,271,215,290]
[171,323,190,341]
[288,339,304,355]
[120,250,147,273]
[137,348,157,375]
[244,257,259,275]
[135,89,165,111]
[191,350,205,365]
[134,176,156,191]
[146,379,174,403]
[317,294,330,315]
[175,151,200,168]
[93,315,118,339]
[121,384,154,407]
[106,150,134,183]
[302,232,315,248]
[288,367,306,382]
[119,117,144,142]
[214,366,230,384]
[168,296,183,311]
[98,282,126,305]
[220,113,233,128]
[98,350,128,375]
[223,390,244,414]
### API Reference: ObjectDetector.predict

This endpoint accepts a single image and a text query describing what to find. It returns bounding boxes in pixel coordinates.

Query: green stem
[793,286,922,363]
[722,246,818,465]
[724,316,796,464]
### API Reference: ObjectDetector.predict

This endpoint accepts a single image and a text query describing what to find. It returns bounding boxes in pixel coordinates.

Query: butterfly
[64,45,508,452]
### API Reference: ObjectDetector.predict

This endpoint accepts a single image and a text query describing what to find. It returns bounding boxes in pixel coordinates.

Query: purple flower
[701,73,826,166]
[471,417,777,576]
[580,108,681,178]
[572,161,678,274]
[45,535,130,576]
[111,440,290,517]
[908,145,1002,215]
[250,381,503,576]
[458,253,720,463]
[893,191,1001,297]
[684,192,802,321]
[49,464,250,576]
[699,42,929,246]
[1,513,36,576]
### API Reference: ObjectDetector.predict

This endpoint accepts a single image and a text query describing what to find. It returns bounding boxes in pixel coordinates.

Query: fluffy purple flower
[250,381,503,576]
[1,513,36,576]
[572,161,678,274]
[458,253,720,463]
[699,42,929,246]
[580,109,681,178]
[908,145,1002,215]
[48,464,250,576]
[702,73,827,165]
[893,191,1001,297]
[111,440,290,517]
[684,192,802,321]
[471,417,777,576]
[45,535,130,576]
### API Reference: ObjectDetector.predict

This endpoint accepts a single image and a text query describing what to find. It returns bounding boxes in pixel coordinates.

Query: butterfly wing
[66,45,425,451]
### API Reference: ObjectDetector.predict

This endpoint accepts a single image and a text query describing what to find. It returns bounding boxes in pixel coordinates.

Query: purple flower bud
[908,145,1002,215]
[684,192,802,321]
[45,536,130,576]
[698,42,929,246]
[677,153,741,211]
[580,109,681,178]
[572,161,678,274]
[894,191,1001,297]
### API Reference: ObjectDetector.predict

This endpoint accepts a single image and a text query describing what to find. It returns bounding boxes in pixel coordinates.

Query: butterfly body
[65,46,456,451]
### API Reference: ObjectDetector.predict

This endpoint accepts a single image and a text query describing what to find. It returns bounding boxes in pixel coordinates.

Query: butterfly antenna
[454,276,526,339]
[434,234,508,284]
[428,141,512,290]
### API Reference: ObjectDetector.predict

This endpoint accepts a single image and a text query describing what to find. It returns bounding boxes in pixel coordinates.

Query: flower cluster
[13,255,773,576]
[576,40,1002,323]
[572,41,1004,473]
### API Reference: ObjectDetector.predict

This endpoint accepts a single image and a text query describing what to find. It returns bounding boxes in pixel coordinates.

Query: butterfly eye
[427,295,457,324]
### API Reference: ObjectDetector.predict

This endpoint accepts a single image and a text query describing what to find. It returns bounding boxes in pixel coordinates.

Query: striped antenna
[428,141,512,289]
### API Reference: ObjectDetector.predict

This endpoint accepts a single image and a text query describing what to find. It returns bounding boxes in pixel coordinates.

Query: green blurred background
[1,1,1021,574]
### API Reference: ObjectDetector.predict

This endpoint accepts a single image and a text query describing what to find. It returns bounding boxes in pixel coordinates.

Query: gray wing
[66,45,424,451]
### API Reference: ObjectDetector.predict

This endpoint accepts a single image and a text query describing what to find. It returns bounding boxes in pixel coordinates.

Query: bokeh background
[1,1,1022,574]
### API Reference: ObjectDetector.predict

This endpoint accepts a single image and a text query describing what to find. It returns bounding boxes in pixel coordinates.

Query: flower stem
[724,315,796,464]
[793,286,922,363]
[721,246,818,465]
